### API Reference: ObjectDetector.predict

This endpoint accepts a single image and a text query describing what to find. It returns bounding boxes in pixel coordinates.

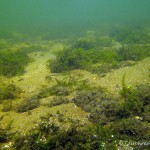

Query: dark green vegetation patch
[110,27,150,44]
[16,96,40,113]
[0,81,21,103]
[0,50,31,77]
[49,43,150,74]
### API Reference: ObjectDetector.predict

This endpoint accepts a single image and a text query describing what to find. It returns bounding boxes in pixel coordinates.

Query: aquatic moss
[48,97,69,107]
[72,37,113,50]
[16,96,40,113]
[49,47,120,73]
[38,75,77,98]
[0,128,9,143]
[0,50,31,77]
[2,101,13,112]
[118,45,150,61]
[119,76,150,118]
[72,39,95,50]
[112,118,150,141]
[110,27,150,44]
[49,43,150,74]
[13,115,118,150]
[72,87,120,123]
[0,81,21,103]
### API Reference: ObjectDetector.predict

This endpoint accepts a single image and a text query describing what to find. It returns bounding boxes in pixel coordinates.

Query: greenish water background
[0,0,150,37]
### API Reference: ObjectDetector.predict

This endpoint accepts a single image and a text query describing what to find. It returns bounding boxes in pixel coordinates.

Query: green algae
[0,81,21,103]
[0,27,150,150]
[0,50,31,77]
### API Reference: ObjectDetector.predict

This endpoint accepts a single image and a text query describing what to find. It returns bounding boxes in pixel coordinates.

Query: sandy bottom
[0,45,150,135]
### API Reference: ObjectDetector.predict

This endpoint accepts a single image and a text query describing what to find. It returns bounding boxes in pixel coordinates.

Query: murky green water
[0,0,150,37]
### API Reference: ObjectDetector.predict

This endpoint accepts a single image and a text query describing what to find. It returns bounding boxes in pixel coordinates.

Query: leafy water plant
[118,45,150,61]
[49,47,120,73]
[119,74,145,118]
[110,26,150,44]
[37,73,80,98]
[112,117,149,141]
[1,100,13,112]
[12,114,119,150]
[16,96,40,113]
[0,81,21,103]
[49,39,150,75]
[0,50,31,77]
[49,48,88,73]
[48,97,69,107]
[72,87,120,123]
[72,38,95,50]
[0,128,9,143]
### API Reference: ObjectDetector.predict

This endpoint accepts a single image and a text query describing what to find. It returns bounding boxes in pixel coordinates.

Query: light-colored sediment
[0,103,89,133]
[72,57,150,96]
[0,42,149,135]
[12,51,55,97]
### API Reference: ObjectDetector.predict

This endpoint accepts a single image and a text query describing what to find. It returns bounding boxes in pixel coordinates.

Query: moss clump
[16,96,40,113]
[112,118,149,141]
[73,87,120,123]
[38,74,78,98]
[38,86,71,98]
[49,38,150,74]
[2,101,13,112]
[49,48,88,73]
[49,47,120,73]
[0,81,21,103]
[110,26,150,44]
[0,128,9,143]
[118,45,150,61]
[72,37,113,50]
[48,97,69,107]
[119,75,150,118]
[13,115,118,150]
[136,84,150,106]
[0,50,31,77]
[72,39,95,50]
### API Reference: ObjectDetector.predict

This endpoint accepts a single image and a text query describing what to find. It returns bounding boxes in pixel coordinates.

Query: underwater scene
[0,0,150,149]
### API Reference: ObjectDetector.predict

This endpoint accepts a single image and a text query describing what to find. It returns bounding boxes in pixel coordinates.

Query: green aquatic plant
[72,38,96,50]
[0,50,31,77]
[118,45,150,61]
[119,74,144,118]
[72,87,120,123]
[98,37,113,47]
[49,41,150,74]
[38,85,71,98]
[16,96,40,113]
[49,47,120,73]
[0,81,21,103]
[112,118,149,141]
[49,48,88,73]
[136,83,150,106]
[110,26,149,44]
[2,100,13,112]
[6,120,14,131]
[72,37,113,50]
[38,74,78,98]
[48,97,69,107]
[12,114,119,150]
[0,128,9,143]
